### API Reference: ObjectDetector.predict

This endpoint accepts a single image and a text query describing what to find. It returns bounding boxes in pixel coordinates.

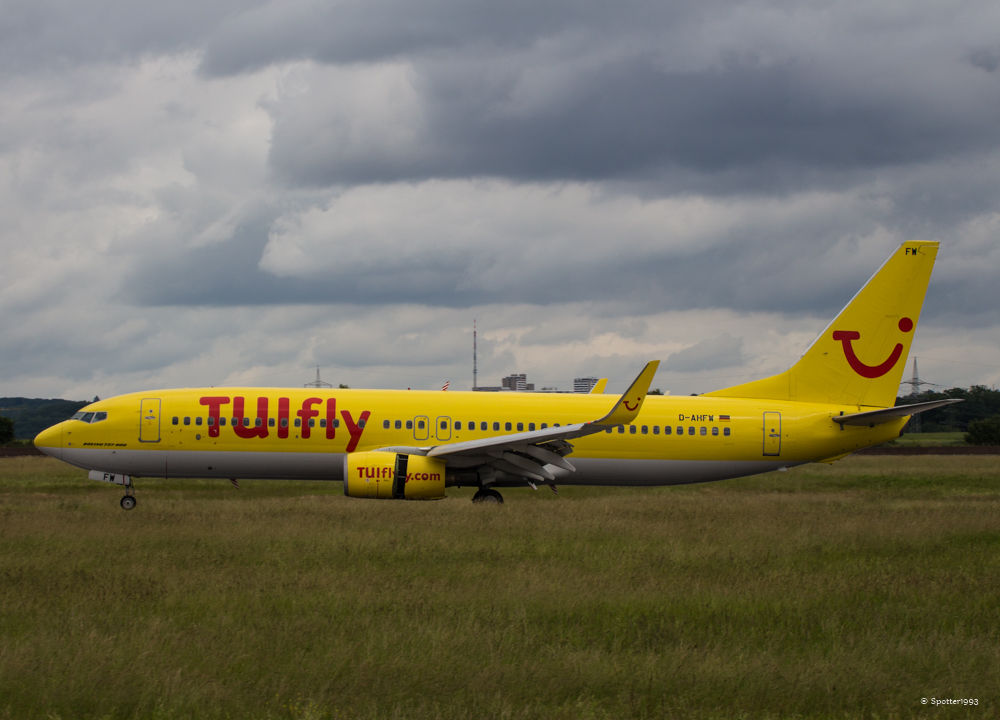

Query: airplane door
[436,416,451,441]
[140,398,161,443]
[413,416,429,441]
[763,412,781,456]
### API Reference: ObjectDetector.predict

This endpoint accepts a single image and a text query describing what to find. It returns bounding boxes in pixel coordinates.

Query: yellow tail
[706,241,939,408]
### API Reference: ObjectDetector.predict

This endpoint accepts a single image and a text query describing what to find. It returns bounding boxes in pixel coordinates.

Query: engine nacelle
[343,452,446,500]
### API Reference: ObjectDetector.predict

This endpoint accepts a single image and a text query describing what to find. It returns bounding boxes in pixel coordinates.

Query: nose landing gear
[120,480,136,510]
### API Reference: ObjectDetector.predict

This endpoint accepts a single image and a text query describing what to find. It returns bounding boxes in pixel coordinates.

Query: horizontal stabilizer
[832,399,963,426]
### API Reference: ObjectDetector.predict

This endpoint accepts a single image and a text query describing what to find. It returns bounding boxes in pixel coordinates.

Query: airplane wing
[377,361,660,484]
[832,398,962,426]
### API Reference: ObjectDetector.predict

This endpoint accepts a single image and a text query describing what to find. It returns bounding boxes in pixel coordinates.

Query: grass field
[886,432,967,447]
[1,457,998,719]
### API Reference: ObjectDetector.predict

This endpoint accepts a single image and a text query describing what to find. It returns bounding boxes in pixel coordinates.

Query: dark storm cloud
[269,55,1000,188]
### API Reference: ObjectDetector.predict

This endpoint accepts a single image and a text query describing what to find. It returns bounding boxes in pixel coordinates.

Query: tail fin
[705,241,939,408]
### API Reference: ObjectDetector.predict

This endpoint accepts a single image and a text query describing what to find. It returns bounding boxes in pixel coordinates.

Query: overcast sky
[2,0,999,399]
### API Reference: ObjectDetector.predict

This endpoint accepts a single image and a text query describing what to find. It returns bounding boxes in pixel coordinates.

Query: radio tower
[900,358,934,433]
[473,319,478,390]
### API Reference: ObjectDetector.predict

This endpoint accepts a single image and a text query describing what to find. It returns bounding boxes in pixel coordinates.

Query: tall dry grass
[0,456,997,719]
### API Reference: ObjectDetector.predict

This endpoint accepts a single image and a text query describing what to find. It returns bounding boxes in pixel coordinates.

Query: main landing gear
[120,481,137,510]
[472,488,504,504]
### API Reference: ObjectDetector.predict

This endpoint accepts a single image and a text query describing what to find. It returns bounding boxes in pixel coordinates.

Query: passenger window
[617,425,624,434]
[243,418,250,427]
[605,427,612,433]
[208,417,216,426]
[254,418,262,427]
[677,426,683,435]
[493,422,500,431]
[171,417,178,425]
[219,417,226,426]
[664,426,671,435]
[516,423,523,431]
[358,419,366,428]
[453,421,460,430]
[688,427,694,435]
[195,416,202,426]
[653,426,659,435]
[294,418,301,427]
[395,420,402,429]
[183,416,190,425]
[712,427,718,436]
[641,425,648,434]
[441,420,447,430]
[268,418,275,427]
[724,427,731,437]
[541,423,547,429]
[554,423,560,427]
[333,418,340,428]
[406,420,413,429]
[93,412,107,423]
[700,427,707,436]
[528,423,535,431]
[505,422,512,431]
[320,419,327,428]
[480,422,487,431]
[308,419,315,428]
[280,418,288,428]
[418,420,425,429]
[383,420,390,429]
[629,425,636,434]
[468,421,475,430]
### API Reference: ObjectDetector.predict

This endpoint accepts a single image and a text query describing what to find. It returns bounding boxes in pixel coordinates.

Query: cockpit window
[92,412,107,423]
[71,411,86,420]
[80,412,95,423]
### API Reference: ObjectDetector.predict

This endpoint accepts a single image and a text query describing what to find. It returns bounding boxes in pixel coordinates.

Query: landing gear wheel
[472,488,504,504]
[120,495,137,510]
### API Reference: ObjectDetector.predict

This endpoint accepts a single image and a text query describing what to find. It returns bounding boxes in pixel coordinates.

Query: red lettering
[341,410,370,452]
[297,398,322,438]
[326,398,337,440]
[199,396,230,438]
[357,468,365,479]
[278,397,289,439]
[233,397,269,439]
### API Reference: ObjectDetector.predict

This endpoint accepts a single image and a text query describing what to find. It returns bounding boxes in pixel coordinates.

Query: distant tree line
[896,386,1000,433]
[0,398,89,443]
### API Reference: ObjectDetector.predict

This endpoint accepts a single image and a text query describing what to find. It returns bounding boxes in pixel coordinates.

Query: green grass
[887,432,968,447]
[1,457,998,719]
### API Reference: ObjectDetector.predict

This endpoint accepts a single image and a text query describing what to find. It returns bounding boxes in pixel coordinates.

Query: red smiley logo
[833,317,913,379]
[623,398,640,411]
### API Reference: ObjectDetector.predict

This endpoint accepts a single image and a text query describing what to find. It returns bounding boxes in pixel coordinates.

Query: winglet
[589,378,608,394]
[593,361,660,426]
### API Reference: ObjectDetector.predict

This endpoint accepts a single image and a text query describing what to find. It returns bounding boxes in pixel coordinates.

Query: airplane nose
[34,424,62,459]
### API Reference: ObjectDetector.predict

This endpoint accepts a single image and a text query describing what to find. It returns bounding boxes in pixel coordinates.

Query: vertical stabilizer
[705,241,939,408]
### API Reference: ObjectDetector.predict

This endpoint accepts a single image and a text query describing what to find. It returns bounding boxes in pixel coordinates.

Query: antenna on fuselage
[473,319,478,390]
[305,366,333,389]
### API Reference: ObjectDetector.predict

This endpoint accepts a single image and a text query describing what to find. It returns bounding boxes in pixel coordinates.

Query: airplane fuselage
[36,388,905,488]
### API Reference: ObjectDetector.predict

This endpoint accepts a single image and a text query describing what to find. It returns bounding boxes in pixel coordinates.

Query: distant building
[574,377,599,393]
[501,374,534,392]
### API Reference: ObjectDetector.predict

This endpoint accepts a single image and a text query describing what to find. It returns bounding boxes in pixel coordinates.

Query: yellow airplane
[34,241,959,509]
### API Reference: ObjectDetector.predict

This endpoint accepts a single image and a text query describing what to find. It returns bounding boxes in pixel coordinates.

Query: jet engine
[343,452,446,500]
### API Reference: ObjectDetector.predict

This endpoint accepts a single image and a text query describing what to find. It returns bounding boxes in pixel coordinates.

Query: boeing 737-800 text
[34,241,959,508]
